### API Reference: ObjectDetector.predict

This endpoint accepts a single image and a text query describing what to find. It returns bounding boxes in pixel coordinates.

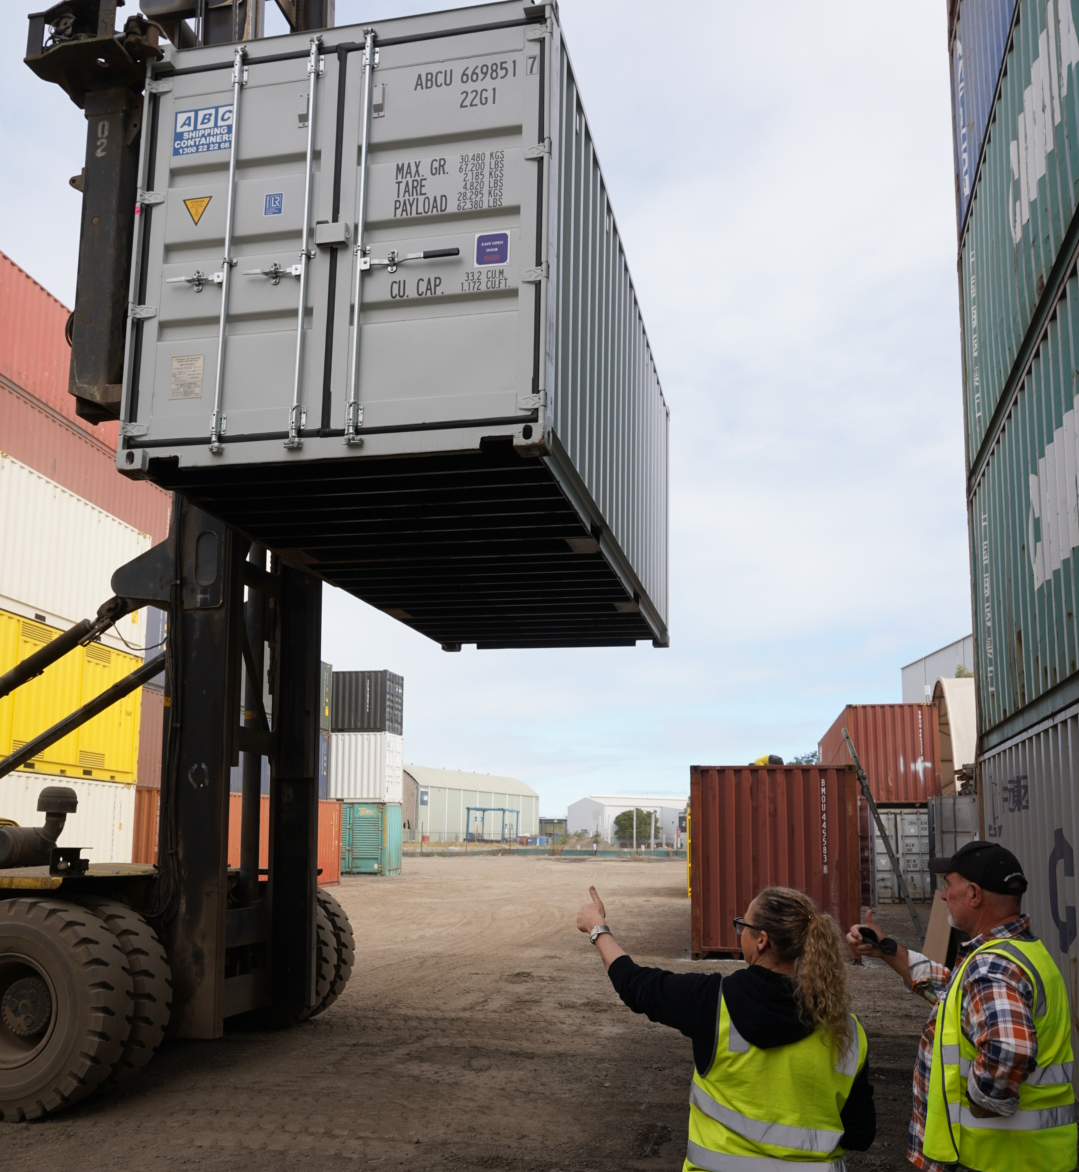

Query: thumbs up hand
[576,885,607,933]
[846,908,884,958]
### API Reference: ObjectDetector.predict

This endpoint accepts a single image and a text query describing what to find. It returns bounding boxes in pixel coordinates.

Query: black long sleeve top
[607,956,876,1152]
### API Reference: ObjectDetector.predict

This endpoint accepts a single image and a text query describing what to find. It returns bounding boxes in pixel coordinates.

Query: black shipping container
[332,670,404,736]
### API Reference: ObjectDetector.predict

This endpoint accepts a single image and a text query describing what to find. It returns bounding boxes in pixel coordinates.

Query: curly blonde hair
[752,886,852,1053]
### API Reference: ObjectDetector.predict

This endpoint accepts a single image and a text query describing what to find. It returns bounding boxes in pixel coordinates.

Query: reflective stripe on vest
[939,1101,1077,1132]
[689,1082,843,1153]
[940,1044,1075,1088]
[685,1141,846,1171]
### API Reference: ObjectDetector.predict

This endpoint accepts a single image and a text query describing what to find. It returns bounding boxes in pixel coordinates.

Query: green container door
[341,802,402,876]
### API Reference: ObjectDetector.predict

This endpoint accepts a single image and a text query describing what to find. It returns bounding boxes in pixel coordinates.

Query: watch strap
[590,924,612,945]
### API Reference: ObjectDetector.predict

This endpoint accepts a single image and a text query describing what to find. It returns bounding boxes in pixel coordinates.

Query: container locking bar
[243,262,302,286]
[167,270,224,293]
[360,247,460,275]
[285,36,324,451]
[209,45,248,455]
[344,29,378,447]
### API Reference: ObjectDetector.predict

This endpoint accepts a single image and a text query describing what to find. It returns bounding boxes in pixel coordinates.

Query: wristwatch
[590,924,612,945]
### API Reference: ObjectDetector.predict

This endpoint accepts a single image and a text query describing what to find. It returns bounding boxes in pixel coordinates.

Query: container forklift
[0,0,351,1121]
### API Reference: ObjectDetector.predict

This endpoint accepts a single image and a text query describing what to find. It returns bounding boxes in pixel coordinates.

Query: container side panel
[225,792,339,885]
[818,704,943,802]
[0,773,135,864]
[137,687,164,788]
[131,784,160,863]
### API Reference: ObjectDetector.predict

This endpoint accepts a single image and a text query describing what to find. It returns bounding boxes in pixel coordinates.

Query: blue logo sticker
[475,231,510,266]
[173,104,233,157]
[264,192,284,216]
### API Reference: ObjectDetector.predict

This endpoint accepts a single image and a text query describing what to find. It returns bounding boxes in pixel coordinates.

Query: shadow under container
[690,765,861,958]
[341,802,402,876]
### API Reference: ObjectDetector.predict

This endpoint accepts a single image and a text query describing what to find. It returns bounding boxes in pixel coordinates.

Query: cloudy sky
[0,2,968,814]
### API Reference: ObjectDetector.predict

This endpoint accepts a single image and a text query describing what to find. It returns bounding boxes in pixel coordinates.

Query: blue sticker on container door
[173,105,233,156]
[475,231,509,265]
[264,192,283,216]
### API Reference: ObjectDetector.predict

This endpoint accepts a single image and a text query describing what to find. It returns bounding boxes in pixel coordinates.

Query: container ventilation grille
[20,620,53,644]
[85,644,112,665]
[78,750,106,769]
[10,740,43,764]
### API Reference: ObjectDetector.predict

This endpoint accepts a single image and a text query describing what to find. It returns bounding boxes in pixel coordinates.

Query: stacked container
[949,1,1079,984]
[0,252,171,863]
[329,670,404,803]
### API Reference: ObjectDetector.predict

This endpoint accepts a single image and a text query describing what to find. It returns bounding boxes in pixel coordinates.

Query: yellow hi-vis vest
[685,991,867,1171]
[923,936,1077,1172]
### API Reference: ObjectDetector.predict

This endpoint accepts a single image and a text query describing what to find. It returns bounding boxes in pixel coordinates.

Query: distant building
[901,636,974,703]
[403,766,539,843]
[567,795,687,845]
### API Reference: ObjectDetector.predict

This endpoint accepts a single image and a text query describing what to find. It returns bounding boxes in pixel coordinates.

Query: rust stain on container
[818,704,942,803]
[131,785,160,865]
[689,765,861,958]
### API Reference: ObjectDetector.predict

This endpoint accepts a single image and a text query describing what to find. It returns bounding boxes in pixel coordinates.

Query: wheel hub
[2,975,52,1038]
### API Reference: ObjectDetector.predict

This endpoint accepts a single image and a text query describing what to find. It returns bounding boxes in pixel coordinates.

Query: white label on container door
[170,355,204,400]
[173,105,233,156]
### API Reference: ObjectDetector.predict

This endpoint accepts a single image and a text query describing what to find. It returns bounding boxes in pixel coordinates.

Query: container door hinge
[138,190,165,206]
[120,421,149,438]
[525,138,551,161]
[517,392,546,411]
[147,79,174,94]
[521,263,548,284]
[129,304,157,320]
[525,20,551,40]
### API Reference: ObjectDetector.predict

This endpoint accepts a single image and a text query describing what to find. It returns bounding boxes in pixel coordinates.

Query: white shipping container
[874,806,931,904]
[0,773,135,864]
[330,731,403,803]
[0,454,150,653]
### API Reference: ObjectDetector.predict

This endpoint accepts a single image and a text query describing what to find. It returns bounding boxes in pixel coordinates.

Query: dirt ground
[2,858,933,1171]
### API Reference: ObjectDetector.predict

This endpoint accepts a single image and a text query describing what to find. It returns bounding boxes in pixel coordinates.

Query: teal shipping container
[957,0,1079,468]
[341,802,402,876]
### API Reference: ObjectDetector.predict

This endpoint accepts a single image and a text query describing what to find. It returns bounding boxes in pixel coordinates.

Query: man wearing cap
[847,840,1077,1171]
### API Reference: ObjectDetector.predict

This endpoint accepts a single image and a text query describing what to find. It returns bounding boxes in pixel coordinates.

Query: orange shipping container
[689,765,861,958]
[131,790,340,885]
[818,704,942,804]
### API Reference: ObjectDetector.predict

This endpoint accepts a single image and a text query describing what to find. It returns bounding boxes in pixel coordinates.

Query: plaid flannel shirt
[906,914,1039,1171]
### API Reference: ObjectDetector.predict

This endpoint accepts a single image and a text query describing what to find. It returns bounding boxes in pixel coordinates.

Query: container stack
[948,0,1079,975]
[0,251,171,864]
[818,703,942,905]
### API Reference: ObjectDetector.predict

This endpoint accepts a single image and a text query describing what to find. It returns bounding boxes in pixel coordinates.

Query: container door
[330,23,544,438]
[134,50,339,446]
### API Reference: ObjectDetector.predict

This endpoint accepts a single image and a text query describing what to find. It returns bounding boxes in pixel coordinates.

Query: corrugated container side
[969,270,1079,739]
[223,793,341,886]
[0,607,144,782]
[340,801,402,875]
[550,32,669,623]
[0,381,170,542]
[319,662,332,733]
[957,0,1079,467]
[329,731,403,802]
[0,454,151,646]
[689,765,861,957]
[330,670,403,735]
[0,773,135,863]
[137,686,164,788]
[0,250,120,447]
[978,709,1079,1039]
[318,729,330,801]
[818,705,943,803]
[131,784,160,863]
[949,0,1019,228]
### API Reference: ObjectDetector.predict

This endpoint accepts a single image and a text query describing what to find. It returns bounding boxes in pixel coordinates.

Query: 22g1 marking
[461,88,496,108]
[457,55,537,109]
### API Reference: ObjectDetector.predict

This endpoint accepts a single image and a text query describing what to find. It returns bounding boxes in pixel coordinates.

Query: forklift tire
[298,902,335,1020]
[314,888,354,1015]
[76,898,172,1084]
[0,897,132,1121]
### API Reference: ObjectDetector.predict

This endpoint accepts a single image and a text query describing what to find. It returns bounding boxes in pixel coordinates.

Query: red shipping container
[689,765,861,958]
[130,789,341,886]
[136,687,164,789]
[818,704,942,804]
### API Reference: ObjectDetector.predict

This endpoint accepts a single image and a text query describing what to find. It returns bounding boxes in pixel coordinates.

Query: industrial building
[900,635,974,703]
[567,795,686,845]
[403,766,539,843]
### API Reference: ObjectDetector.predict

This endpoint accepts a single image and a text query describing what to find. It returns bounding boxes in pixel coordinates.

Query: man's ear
[968,882,984,907]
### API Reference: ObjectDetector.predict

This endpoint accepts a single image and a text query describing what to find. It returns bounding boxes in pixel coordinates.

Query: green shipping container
[969,268,1079,745]
[341,802,402,876]
[958,0,1079,468]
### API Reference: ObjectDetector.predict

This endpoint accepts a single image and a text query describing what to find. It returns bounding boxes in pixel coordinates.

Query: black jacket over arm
[607,956,875,1152]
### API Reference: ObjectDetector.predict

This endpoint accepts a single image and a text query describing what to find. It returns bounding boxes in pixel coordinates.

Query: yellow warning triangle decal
[183,196,211,225]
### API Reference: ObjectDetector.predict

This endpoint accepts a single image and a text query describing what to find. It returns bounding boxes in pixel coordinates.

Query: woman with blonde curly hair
[577,884,875,1168]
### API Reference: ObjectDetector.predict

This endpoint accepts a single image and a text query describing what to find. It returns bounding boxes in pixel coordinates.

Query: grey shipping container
[332,669,404,734]
[116,1,669,650]
[320,660,332,733]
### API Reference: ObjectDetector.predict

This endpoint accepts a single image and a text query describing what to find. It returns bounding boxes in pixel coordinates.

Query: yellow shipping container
[0,608,142,783]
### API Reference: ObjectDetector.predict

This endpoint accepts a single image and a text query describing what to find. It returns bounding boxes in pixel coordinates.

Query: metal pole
[344,29,376,444]
[651,808,656,853]
[210,46,247,453]
[239,544,267,902]
[633,807,636,853]
[842,727,923,940]
[285,36,322,449]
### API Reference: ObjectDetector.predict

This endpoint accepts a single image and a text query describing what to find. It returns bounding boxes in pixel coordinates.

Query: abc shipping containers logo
[173,105,233,157]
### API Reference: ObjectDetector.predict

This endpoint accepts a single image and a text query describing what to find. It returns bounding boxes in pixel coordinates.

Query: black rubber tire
[314,888,354,1015]
[0,897,132,1121]
[298,902,335,1021]
[76,898,172,1085]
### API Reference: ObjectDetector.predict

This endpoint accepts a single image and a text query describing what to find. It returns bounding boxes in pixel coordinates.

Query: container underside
[144,442,657,649]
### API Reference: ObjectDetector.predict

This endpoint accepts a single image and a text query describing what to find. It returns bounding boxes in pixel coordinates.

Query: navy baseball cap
[930,840,1028,895]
